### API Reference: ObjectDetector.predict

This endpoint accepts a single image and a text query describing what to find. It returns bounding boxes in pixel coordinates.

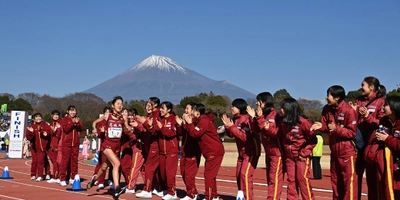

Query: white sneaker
[47,178,57,183]
[125,188,135,194]
[30,176,36,180]
[136,190,152,198]
[181,195,198,200]
[97,184,105,189]
[35,177,43,182]
[59,181,67,186]
[162,193,178,200]
[152,189,166,197]
[69,179,74,185]
[56,179,60,184]
[45,175,51,180]
[106,179,113,186]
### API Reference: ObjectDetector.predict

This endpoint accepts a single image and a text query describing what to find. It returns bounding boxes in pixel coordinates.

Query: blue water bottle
[379,125,386,134]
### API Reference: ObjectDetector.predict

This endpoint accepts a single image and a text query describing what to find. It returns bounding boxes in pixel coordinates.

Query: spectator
[312,133,323,179]
[5,137,9,152]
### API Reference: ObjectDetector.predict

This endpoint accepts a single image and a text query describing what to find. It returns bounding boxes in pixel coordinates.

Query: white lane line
[0,194,25,200]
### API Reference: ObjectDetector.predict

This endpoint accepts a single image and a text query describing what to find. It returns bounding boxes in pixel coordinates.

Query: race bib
[108,127,122,138]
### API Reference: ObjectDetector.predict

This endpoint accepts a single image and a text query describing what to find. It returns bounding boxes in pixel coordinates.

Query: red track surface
[0,153,368,200]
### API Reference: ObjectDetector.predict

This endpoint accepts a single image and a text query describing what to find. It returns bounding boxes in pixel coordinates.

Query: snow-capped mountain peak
[127,55,187,74]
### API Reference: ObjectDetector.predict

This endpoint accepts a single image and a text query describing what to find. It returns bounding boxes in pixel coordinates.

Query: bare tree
[18,92,41,108]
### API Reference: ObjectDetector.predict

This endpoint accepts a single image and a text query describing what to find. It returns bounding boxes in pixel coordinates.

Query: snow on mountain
[124,55,187,74]
[84,55,255,103]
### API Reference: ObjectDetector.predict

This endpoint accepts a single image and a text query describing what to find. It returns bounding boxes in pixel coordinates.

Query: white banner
[9,111,27,158]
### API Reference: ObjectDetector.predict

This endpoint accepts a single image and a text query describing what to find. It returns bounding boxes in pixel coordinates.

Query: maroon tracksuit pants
[180,154,201,198]
[160,153,179,195]
[143,148,162,192]
[47,148,59,179]
[204,155,223,200]
[266,156,284,200]
[331,155,358,200]
[236,155,259,200]
[286,157,315,200]
[30,146,37,177]
[356,152,378,200]
[123,151,145,190]
[59,145,78,181]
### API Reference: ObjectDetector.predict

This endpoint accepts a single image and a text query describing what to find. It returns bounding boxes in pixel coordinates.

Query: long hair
[280,98,302,125]
[256,92,274,117]
[364,76,386,99]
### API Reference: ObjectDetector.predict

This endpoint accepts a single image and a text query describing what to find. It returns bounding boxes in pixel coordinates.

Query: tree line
[1,85,399,131]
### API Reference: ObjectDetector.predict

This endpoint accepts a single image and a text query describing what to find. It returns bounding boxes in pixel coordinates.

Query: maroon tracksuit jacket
[365,118,400,200]
[355,92,385,200]
[48,120,62,179]
[320,101,358,200]
[179,121,201,198]
[280,116,317,200]
[59,115,83,181]
[158,114,179,195]
[26,121,52,178]
[225,114,261,200]
[255,108,284,200]
[186,113,225,200]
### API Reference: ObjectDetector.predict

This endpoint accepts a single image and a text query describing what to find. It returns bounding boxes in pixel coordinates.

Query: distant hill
[84,55,255,103]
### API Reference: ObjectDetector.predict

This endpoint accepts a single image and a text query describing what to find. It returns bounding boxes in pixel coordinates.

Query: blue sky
[1,1,399,102]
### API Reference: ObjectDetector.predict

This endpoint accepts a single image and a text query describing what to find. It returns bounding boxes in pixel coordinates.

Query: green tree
[206,95,228,118]
[127,100,147,116]
[12,98,33,112]
[179,96,202,108]
[273,89,292,101]
[387,84,400,97]
[345,90,362,102]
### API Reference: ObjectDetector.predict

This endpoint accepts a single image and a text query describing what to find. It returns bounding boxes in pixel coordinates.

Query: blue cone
[92,151,99,165]
[0,166,13,179]
[66,175,87,191]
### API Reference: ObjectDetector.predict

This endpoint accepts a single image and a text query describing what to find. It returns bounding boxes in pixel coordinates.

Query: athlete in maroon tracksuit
[26,113,52,181]
[59,105,82,186]
[252,92,283,200]
[351,77,386,200]
[364,96,400,200]
[280,98,316,200]
[120,108,146,192]
[157,101,179,198]
[184,104,225,200]
[136,97,163,198]
[223,98,261,200]
[313,86,358,200]
[47,110,62,183]
[177,103,201,200]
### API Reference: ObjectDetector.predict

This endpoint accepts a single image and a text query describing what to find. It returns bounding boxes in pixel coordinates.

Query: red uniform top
[26,121,52,152]
[355,92,385,142]
[60,115,83,147]
[280,116,317,159]
[96,119,107,141]
[255,108,283,156]
[225,114,261,158]
[179,121,201,158]
[186,113,225,158]
[142,109,161,157]
[100,114,135,153]
[158,114,179,155]
[320,100,358,157]
[49,119,62,150]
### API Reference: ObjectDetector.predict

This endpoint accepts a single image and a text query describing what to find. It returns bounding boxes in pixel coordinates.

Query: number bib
[108,127,122,138]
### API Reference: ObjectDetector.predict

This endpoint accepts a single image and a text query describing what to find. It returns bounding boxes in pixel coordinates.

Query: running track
[0,155,368,200]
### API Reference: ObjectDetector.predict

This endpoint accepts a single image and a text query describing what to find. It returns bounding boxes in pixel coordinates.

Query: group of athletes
[26,75,400,200]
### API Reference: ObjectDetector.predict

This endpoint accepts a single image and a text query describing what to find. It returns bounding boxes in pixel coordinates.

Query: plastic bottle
[379,125,387,134]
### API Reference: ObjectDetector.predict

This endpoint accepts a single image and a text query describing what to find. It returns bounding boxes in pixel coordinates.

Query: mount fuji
[84,55,255,103]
